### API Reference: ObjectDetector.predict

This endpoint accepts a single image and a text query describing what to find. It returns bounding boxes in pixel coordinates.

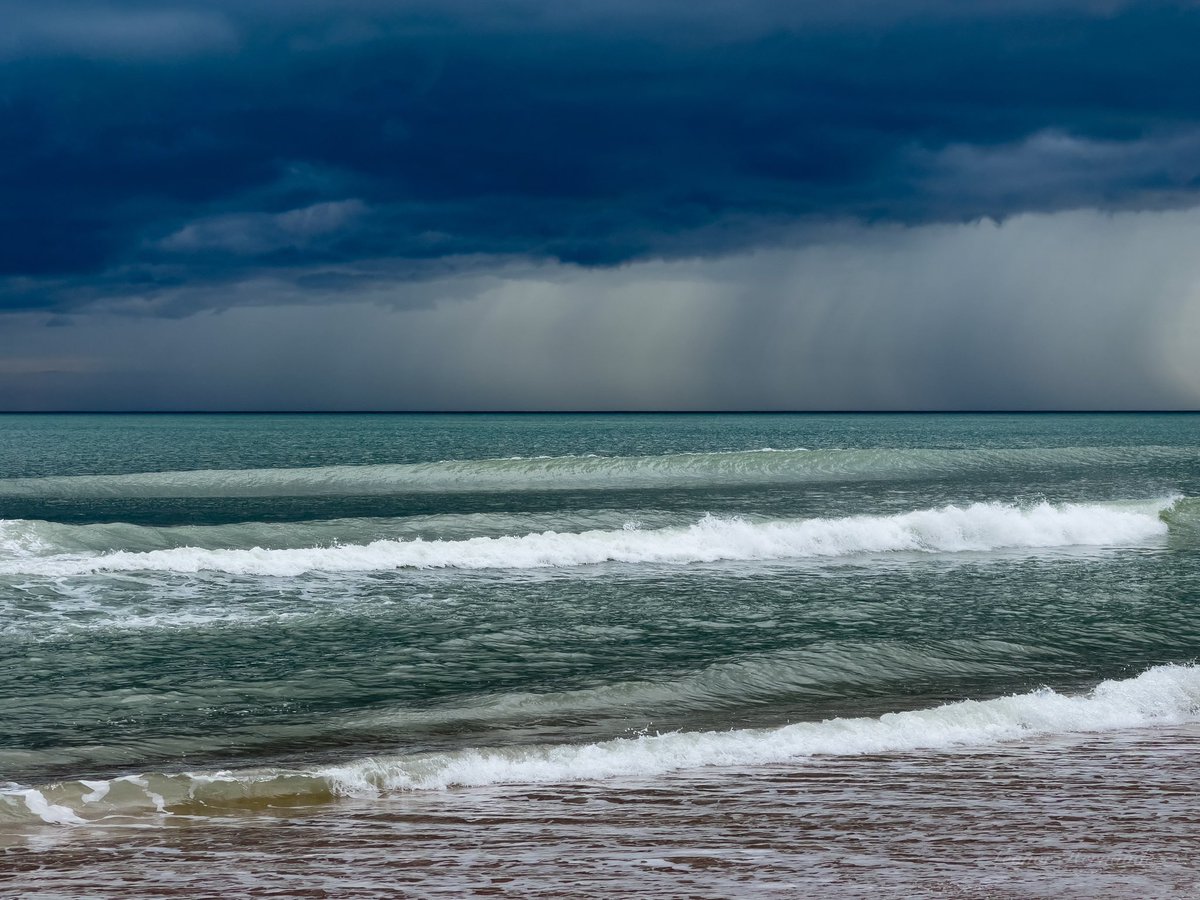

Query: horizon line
[1,409,1199,416]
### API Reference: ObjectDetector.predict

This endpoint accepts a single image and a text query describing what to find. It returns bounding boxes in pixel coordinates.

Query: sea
[2,412,1199,898]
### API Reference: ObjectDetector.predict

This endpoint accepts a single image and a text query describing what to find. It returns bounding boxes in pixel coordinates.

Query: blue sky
[2,1,1199,409]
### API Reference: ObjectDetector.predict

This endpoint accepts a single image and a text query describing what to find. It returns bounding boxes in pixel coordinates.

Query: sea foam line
[327,662,1200,792]
[0,499,1174,577]
[5,663,1199,825]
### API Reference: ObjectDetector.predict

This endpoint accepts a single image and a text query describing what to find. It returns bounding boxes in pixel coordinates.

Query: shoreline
[5,724,1199,897]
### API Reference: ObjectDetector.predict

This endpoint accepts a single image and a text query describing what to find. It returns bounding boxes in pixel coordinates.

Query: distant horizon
[3,409,1199,416]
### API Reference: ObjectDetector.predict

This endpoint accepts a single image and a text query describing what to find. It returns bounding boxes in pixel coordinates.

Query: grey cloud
[0,4,238,60]
[159,200,369,255]
[2,208,1197,410]
[910,129,1200,215]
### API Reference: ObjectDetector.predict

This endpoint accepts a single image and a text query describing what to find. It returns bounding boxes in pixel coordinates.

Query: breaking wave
[0,499,1177,577]
[0,509,671,558]
[5,664,1199,826]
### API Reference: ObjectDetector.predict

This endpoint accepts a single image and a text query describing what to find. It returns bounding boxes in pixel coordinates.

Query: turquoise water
[2,413,1200,895]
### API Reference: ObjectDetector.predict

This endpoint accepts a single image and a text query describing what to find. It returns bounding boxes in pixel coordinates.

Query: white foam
[323,663,1200,792]
[78,780,110,804]
[2,789,87,825]
[0,509,679,558]
[0,500,1172,577]
[7,664,1200,824]
[120,775,166,813]
[0,519,52,558]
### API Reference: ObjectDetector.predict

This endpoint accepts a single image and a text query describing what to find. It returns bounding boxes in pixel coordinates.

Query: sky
[1,0,1199,410]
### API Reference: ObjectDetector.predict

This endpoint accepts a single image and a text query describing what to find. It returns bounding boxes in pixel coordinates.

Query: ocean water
[2,412,1199,897]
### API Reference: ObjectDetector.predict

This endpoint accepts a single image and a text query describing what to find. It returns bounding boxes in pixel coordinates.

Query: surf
[0,499,1176,577]
[5,663,1199,826]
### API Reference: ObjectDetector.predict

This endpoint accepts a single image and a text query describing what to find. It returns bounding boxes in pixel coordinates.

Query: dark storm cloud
[3,0,1200,312]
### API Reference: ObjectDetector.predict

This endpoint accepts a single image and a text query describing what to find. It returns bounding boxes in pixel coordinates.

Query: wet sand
[4,723,1200,898]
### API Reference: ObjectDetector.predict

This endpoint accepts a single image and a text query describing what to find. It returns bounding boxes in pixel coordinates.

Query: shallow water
[2,413,1199,895]
[6,725,1200,898]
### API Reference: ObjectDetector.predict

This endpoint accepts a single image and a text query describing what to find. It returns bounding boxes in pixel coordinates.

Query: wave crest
[0,499,1174,577]
[6,663,1199,825]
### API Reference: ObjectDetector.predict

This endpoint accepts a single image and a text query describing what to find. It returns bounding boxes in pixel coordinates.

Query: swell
[5,663,1199,826]
[351,638,1044,727]
[0,445,1194,499]
[0,499,1177,577]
